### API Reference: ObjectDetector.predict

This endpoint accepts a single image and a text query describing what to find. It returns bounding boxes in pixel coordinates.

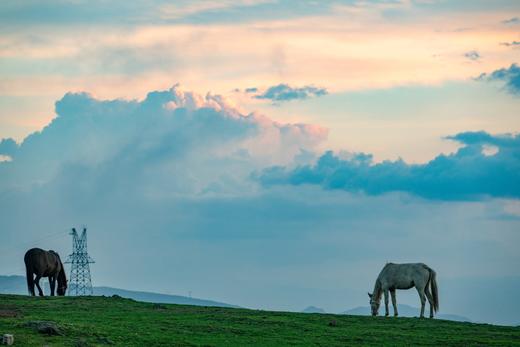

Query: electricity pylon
[65,227,95,296]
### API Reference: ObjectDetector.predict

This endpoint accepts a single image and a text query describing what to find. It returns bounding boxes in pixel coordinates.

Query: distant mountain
[0,275,236,308]
[302,306,326,313]
[343,304,471,322]
[93,286,238,308]
[0,275,27,294]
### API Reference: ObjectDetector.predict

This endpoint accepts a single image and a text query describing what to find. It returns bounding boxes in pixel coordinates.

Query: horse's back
[24,248,46,263]
[382,262,430,272]
[379,262,431,288]
[24,248,59,273]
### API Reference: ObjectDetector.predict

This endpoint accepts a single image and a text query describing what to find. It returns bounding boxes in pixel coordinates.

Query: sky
[0,0,519,325]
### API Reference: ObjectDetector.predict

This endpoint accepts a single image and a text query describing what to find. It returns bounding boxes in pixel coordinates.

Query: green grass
[0,294,519,346]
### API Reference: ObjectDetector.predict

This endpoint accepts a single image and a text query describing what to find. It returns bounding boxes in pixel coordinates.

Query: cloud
[0,85,327,194]
[253,84,328,103]
[501,17,520,25]
[257,131,520,200]
[477,63,520,95]
[3,1,518,102]
[0,0,404,27]
[0,138,18,157]
[500,41,520,47]
[158,1,275,21]
[464,50,480,61]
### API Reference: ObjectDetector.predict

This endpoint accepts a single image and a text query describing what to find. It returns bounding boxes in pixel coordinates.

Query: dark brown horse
[24,248,67,296]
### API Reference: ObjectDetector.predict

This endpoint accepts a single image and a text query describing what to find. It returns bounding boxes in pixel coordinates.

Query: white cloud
[0,85,326,195]
[158,0,275,20]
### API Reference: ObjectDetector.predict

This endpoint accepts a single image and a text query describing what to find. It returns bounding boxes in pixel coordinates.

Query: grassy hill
[343,304,472,322]
[0,275,236,308]
[0,294,519,346]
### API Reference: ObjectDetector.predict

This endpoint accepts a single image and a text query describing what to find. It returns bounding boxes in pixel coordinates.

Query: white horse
[368,263,438,318]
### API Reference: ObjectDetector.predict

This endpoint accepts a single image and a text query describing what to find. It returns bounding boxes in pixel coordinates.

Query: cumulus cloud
[464,50,480,61]
[257,131,520,200]
[252,84,328,103]
[0,85,327,195]
[477,63,520,95]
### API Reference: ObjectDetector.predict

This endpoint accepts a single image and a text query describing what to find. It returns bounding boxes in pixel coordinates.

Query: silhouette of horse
[24,248,67,296]
[368,262,438,318]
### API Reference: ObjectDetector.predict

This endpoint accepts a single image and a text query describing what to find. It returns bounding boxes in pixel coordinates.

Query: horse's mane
[372,278,383,303]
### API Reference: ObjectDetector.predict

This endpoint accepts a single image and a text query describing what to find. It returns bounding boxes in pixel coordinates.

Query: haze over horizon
[0,0,519,326]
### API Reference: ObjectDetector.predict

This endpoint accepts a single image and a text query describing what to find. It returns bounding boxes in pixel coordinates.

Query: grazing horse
[24,248,67,296]
[368,262,438,318]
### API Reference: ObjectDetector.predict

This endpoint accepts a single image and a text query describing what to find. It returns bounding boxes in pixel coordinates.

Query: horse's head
[57,281,67,296]
[368,292,380,316]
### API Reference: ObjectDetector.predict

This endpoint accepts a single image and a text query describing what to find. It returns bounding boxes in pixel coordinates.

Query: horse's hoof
[394,314,398,317]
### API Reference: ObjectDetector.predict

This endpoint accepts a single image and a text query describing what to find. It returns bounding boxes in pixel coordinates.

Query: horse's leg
[425,286,434,318]
[415,286,426,318]
[49,276,56,296]
[390,289,398,317]
[34,275,44,296]
[29,280,35,296]
[383,289,389,317]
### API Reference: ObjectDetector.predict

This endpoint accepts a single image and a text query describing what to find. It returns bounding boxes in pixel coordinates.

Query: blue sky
[0,0,519,325]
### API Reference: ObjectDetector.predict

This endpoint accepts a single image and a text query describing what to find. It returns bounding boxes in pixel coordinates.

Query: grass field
[0,294,519,346]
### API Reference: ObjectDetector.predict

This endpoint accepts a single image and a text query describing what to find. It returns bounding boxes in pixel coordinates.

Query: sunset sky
[0,0,519,325]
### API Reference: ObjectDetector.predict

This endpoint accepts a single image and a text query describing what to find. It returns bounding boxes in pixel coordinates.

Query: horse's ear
[368,292,373,298]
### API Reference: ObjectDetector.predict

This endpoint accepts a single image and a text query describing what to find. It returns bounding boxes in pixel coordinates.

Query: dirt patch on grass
[0,309,21,318]
[152,303,168,311]
[25,320,63,335]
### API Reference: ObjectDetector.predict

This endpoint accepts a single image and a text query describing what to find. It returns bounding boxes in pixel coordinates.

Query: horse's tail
[24,255,34,296]
[428,267,439,313]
